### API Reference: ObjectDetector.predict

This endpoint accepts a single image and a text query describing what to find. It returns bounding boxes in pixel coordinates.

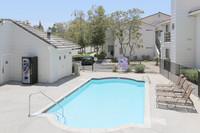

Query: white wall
[114,23,155,60]
[0,21,13,84]
[196,15,200,68]
[0,20,73,84]
[50,48,72,83]
[11,22,51,83]
[105,29,115,58]
[171,0,200,67]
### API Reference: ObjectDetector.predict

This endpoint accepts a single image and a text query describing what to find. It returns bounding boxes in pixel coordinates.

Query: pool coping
[33,77,151,133]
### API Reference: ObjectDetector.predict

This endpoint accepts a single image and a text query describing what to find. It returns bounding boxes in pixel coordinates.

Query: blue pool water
[45,78,145,128]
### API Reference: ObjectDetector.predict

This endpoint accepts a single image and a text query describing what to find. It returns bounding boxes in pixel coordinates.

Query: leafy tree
[22,20,31,25]
[33,21,44,31]
[49,23,68,39]
[88,5,108,55]
[110,8,144,64]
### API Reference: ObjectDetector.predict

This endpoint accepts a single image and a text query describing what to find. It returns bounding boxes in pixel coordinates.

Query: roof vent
[47,29,51,40]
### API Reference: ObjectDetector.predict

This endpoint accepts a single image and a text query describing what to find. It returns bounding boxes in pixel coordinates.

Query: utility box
[22,57,38,84]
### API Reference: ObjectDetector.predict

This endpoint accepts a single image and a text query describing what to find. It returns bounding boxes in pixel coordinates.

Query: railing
[28,91,64,117]
[164,32,171,42]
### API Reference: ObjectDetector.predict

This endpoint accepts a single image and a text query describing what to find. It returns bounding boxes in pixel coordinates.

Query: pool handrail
[28,91,64,117]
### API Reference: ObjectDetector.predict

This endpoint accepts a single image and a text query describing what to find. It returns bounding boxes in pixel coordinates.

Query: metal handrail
[28,91,64,117]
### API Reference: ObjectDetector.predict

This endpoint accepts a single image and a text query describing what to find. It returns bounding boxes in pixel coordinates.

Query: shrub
[72,63,75,73]
[112,66,118,72]
[133,64,145,73]
[180,69,199,85]
[112,58,118,63]
[72,55,83,61]
[133,56,138,61]
[142,55,151,61]
[125,65,133,72]
[97,50,107,59]
[154,56,160,65]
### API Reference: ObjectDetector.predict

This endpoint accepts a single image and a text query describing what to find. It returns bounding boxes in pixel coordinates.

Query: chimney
[47,29,51,39]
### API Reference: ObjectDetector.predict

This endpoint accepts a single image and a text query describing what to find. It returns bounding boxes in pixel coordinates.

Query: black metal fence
[160,59,199,97]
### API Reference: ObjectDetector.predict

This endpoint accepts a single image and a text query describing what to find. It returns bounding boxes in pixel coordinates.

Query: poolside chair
[156,86,195,110]
[155,74,184,88]
[156,77,187,92]
[156,83,192,98]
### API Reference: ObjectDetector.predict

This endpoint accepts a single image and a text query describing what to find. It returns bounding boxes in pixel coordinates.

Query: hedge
[180,69,199,85]
[133,64,145,73]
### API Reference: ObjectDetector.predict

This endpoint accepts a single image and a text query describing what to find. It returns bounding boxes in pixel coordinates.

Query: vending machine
[22,57,38,84]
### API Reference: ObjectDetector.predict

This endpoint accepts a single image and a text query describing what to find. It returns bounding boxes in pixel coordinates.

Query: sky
[0,0,171,30]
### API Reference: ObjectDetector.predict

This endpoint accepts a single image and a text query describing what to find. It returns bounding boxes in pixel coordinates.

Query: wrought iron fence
[160,59,199,97]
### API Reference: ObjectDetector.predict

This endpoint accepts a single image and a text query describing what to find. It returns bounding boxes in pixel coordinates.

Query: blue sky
[0,0,171,30]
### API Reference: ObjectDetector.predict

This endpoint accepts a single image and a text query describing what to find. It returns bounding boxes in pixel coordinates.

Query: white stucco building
[0,19,79,84]
[160,0,200,68]
[104,12,170,60]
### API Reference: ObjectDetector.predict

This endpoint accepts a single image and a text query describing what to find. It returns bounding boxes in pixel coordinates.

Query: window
[59,56,61,60]
[64,55,66,59]
[166,49,170,59]
[166,25,169,32]
[119,48,123,54]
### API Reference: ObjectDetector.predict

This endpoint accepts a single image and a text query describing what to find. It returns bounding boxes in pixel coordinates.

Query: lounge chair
[155,74,184,88]
[156,86,195,110]
[156,77,187,92]
[156,83,191,98]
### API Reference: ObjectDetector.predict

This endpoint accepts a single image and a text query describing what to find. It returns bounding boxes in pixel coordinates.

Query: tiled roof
[188,8,200,14]
[141,12,171,21]
[1,19,80,49]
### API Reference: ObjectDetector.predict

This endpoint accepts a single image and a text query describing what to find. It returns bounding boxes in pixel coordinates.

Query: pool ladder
[142,75,151,84]
[28,91,64,117]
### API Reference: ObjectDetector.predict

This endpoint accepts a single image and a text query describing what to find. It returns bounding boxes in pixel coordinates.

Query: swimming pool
[45,78,145,129]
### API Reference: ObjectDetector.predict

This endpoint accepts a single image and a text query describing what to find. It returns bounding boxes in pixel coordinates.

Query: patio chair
[156,83,192,98]
[156,77,187,92]
[156,86,195,110]
[155,74,184,88]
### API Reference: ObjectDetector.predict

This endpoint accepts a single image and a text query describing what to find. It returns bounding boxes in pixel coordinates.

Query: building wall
[196,15,200,68]
[0,20,73,84]
[113,23,155,60]
[0,21,13,84]
[171,0,200,67]
[50,48,72,83]
[105,29,115,58]
[11,22,51,83]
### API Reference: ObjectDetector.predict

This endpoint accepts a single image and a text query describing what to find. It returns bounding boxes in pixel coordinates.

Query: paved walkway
[0,72,200,133]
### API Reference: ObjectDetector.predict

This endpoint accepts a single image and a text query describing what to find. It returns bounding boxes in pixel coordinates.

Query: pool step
[51,112,66,124]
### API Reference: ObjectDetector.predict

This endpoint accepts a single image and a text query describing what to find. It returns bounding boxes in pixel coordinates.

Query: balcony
[164,32,171,42]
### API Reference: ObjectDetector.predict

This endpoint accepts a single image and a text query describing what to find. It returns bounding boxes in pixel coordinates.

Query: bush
[142,55,151,61]
[97,50,107,59]
[112,66,118,72]
[180,69,199,84]
[125,65,133,72]
[73,55,83,61]
[72,63,75,73]
[133,56,138,61]
[133,64,145,73]
[112,58,118,63]
[154,56,160,65]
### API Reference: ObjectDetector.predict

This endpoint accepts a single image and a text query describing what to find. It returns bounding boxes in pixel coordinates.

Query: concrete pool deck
[0,72,200,133]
